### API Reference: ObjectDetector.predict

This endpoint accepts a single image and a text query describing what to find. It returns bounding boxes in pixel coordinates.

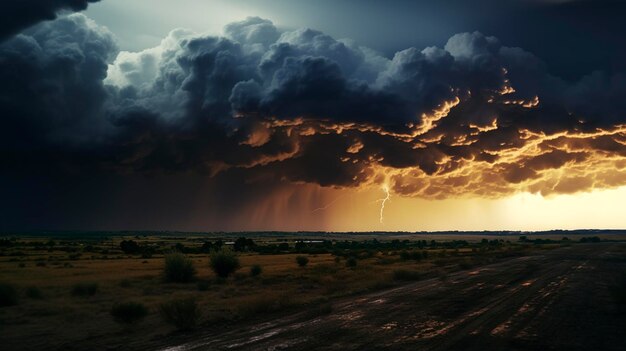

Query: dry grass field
[0,233,621,350]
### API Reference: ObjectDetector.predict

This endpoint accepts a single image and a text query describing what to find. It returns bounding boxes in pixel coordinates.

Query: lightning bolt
[377,184,391,224]
[311,195,345,213]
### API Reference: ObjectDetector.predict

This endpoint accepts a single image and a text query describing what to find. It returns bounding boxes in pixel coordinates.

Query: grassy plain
[0,232,621,350]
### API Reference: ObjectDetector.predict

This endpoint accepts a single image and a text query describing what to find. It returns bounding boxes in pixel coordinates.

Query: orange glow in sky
[225,183,626,232]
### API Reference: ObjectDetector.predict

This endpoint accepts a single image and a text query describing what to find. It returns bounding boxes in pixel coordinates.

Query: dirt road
[160,244,626,351]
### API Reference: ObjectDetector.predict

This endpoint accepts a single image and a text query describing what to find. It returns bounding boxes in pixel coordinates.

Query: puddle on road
[370,298,386,304]
[381,321,398,330]
[413,307,491,340]
[491,303,532,336]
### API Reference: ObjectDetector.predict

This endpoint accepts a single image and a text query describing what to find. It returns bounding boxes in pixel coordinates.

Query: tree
[295,241,307,252]
[234,237,256,252]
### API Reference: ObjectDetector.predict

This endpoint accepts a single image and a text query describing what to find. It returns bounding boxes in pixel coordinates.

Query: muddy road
[160,244,626,351]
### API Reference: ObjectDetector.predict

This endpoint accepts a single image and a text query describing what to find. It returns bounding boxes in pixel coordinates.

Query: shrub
[0,283,18,307]
[68,253,81,260]
[209,249,240,278]
[141,249,154,259]
[392,269,421,281]
[25,286,43,299]
[110,302,148,324]
[71,282,98,297]
[120,240,141,254]
[250,264,262,277]
[196,280,210,291]
[296,256,309,267]
[164,252,196,283]
[159,298,201,330]
[346,257,357,268]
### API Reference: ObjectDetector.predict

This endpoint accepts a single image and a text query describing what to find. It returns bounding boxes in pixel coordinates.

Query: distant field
[0,233,624,350]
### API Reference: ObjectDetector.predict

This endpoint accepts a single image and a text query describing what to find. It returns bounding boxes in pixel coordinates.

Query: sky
[1,0,626,232]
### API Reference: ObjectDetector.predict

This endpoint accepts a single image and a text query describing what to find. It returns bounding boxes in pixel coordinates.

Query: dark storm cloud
[1,11,626,218]
[0,14,117,174]
[0,0,100,41]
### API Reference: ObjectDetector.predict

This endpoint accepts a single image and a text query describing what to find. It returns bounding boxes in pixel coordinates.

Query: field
[0,233,625,350]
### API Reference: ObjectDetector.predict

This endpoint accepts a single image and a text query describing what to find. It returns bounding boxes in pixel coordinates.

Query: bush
[25,286,43,299]
[392,269,421,281]
[250,264,262,277]
[110,302,148,324]
[164,252,196,283]
[209,249,240,278]
[0,283,18,307]
[196,280,210,291]
[159,298,201,330]
[71,282,98,297]
[120,240,141,254]
[296,256,309,267]
[346,257,357,268]
[141,249,154,259]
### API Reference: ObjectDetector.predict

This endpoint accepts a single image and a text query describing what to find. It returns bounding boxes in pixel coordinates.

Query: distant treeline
[2,229,626,239]
[0,235,611,260]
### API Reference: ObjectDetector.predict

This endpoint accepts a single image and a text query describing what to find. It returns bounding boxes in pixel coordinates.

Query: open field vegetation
[0,232,623,350]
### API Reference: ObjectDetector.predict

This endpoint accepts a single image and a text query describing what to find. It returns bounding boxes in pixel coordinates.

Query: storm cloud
[1,12,626,216]
[0,0,100,41]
